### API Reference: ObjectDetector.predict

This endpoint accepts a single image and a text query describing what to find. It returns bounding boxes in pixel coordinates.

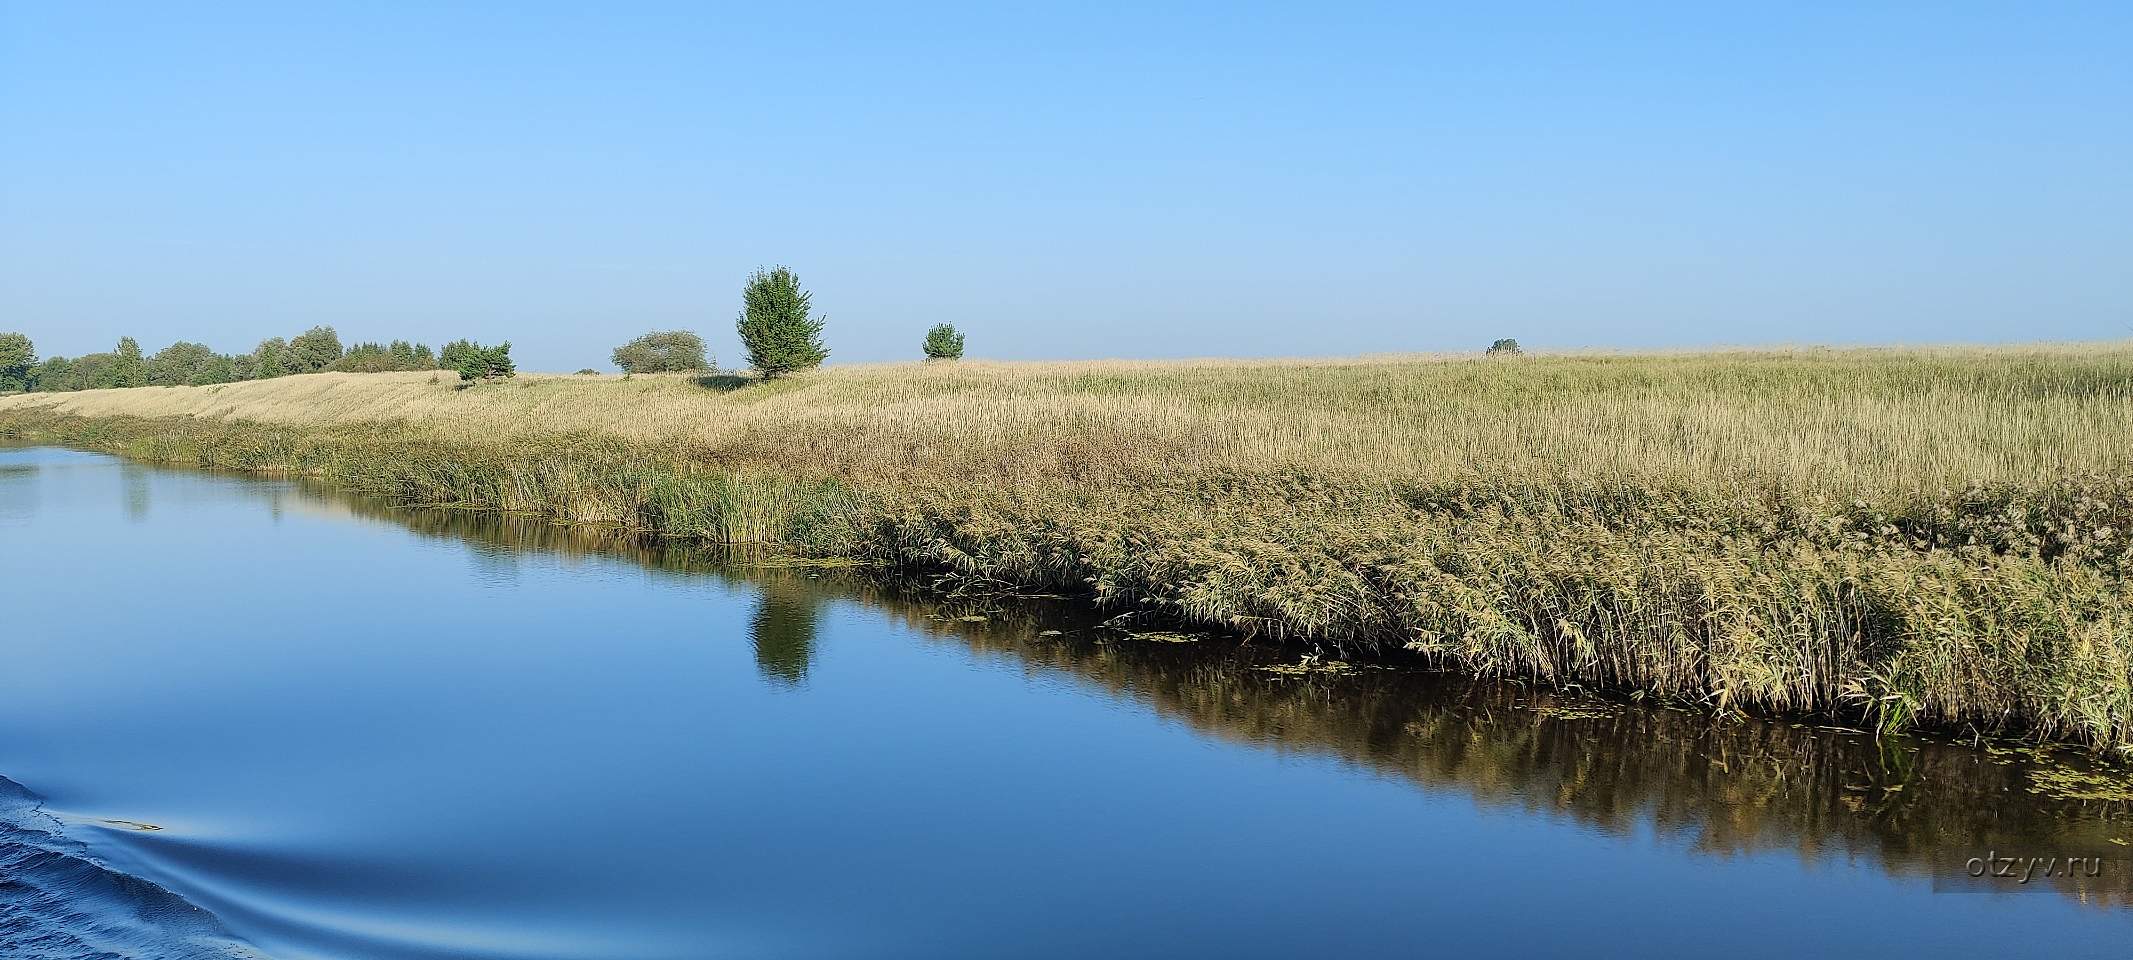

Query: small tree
[0,332,33,392]
[1486,338,1523,356]
[736,266,828,378]
[453,341,515,383]
[921,323,965,360]
[612,330,709,373]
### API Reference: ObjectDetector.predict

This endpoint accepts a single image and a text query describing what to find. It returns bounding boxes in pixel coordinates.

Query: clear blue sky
[3,2,2128,371]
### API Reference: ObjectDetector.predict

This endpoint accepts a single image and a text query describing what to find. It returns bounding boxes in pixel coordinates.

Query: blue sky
[2,1,2128,371]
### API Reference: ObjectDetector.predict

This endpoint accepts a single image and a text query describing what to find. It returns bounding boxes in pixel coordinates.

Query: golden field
[6,347,2132,490]
[5,346,2131,748]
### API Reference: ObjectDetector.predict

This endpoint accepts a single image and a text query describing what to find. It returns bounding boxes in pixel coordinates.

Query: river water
[1,445,2127,958]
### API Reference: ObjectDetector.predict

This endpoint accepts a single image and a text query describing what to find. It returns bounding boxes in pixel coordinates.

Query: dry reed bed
[5,347,2131,749]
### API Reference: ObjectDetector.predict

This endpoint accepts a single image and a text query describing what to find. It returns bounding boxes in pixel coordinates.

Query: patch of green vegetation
[1122,630,1204,643]
[2026,764,2133,803]
[1256,659,1362,676]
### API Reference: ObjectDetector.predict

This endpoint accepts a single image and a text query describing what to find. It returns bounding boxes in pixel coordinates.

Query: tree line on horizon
[1,267,970,394]
[0,326,517,393]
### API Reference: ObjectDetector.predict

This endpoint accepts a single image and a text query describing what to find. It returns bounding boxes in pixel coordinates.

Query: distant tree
[611,330,709,374]
[63,353,115,390]
[331,343,388,372]
[198,353,237,384]
[439,339,478,372]
[288,325,344,372]
[1486,338,1523,356]
[0,332,33,392]
[331,341,438,373]
[452,341,515,382]
[28,356,71,392]
[576,368,600,375]
[921,323,965,361]
[147,341,234,386]
[107,337,147,388]
[736,266,828,378]
[250,337,292,378]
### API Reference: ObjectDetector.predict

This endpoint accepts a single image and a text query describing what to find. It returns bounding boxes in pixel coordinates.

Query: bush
[737,267,828,378]
[576,368,600,376]
[922,323,965,360]
[612,330,709,374]
[1486,338,1523,356]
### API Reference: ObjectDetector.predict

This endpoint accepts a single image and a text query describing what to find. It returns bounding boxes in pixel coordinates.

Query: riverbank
[5,347,2131,749]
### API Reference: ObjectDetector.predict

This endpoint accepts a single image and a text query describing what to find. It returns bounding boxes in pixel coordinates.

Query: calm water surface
[1,445,2128,958]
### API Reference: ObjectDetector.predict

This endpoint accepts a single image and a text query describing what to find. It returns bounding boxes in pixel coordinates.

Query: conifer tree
[921,323,965,360]
[736,267,828,378]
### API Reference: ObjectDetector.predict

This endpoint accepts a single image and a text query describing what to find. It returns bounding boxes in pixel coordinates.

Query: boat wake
[0,776,264,960]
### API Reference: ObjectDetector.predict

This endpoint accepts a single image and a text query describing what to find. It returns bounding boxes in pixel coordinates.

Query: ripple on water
[0,776,265,960]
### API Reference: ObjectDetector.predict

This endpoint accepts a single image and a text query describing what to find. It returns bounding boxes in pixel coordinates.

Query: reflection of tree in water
[120,462,151,523]
[0,463,37,525]
[750,577,821,687]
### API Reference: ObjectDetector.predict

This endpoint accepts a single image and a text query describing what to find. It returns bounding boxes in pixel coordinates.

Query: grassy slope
[5,347,2131,748]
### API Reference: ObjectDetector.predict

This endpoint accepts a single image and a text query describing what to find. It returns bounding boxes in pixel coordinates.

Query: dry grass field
[6,345,2131,749]
[6,345,2131,490]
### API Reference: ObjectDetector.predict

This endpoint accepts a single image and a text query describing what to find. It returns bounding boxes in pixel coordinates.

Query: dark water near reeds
[1,445,2129,959]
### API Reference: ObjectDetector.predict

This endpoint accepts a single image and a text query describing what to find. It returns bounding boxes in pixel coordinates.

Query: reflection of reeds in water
[5,348,2132,749]
[271,490,2133,908]
[877,601,2133,910]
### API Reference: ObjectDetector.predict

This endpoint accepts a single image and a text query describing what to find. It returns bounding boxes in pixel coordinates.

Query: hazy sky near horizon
[3,2,2128,372]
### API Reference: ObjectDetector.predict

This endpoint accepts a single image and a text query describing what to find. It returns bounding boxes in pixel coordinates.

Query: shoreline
[4,352,2130,751]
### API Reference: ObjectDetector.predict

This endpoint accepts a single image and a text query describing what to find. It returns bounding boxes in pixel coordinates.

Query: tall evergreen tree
[736,267,828,378]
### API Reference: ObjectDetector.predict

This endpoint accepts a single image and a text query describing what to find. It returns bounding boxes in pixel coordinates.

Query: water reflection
[749,577,820,687]
[297,481,2133,909]
[0,463,34,525]
[121,461,151,523]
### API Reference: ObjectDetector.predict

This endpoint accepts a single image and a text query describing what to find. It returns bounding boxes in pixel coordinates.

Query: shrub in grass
[612,331,709,373]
